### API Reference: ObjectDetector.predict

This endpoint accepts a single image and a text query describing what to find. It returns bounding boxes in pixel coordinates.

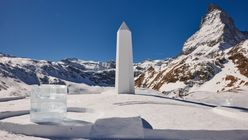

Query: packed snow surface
[0,87,248,139]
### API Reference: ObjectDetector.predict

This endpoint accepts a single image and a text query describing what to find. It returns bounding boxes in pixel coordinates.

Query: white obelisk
[115,21,135,94]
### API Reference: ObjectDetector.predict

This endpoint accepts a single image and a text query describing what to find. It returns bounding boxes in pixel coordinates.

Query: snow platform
[0,110,152,139]
[1,89,248,139]
[90,117,151,139]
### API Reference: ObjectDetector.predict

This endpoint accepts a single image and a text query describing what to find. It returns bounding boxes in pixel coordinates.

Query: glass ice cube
[30,85,67,123]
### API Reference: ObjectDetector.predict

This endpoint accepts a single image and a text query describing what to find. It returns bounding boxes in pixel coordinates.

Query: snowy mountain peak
[202,4,232,28]
[0,52,14,58]
[182,4,246,55]
[135,4,248,96]
[207,3,222,12]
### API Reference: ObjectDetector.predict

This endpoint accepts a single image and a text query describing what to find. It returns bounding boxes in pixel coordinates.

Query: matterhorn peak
[200,4,234,29]
[182,4,246,55]
[207,3,222,12]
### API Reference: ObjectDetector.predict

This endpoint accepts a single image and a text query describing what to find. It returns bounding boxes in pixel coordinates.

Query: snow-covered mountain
[0,52,159,96]
[135,4,248,97]
[0,54,116,96]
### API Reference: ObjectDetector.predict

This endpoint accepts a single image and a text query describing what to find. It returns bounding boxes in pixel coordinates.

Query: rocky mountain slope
[0,52,163,96]
[135,4,248,97]
[0,53,115,96]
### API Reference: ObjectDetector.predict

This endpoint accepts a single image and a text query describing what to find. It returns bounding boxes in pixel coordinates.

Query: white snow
[0,87,248,139]
[185,90,248,107]
[0,77,30,97]
[240,39,248,50]
[190,60,248,92]
[212,107,248,121]
[160,81,186,92]
[0,130,46,140]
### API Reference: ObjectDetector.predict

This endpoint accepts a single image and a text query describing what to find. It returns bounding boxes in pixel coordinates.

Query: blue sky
[0,0,247,62]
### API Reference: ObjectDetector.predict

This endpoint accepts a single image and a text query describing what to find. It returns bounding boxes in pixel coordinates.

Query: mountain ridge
[0,51,160,96]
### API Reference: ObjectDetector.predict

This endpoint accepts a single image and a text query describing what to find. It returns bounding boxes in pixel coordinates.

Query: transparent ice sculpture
[30,85,67,123]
